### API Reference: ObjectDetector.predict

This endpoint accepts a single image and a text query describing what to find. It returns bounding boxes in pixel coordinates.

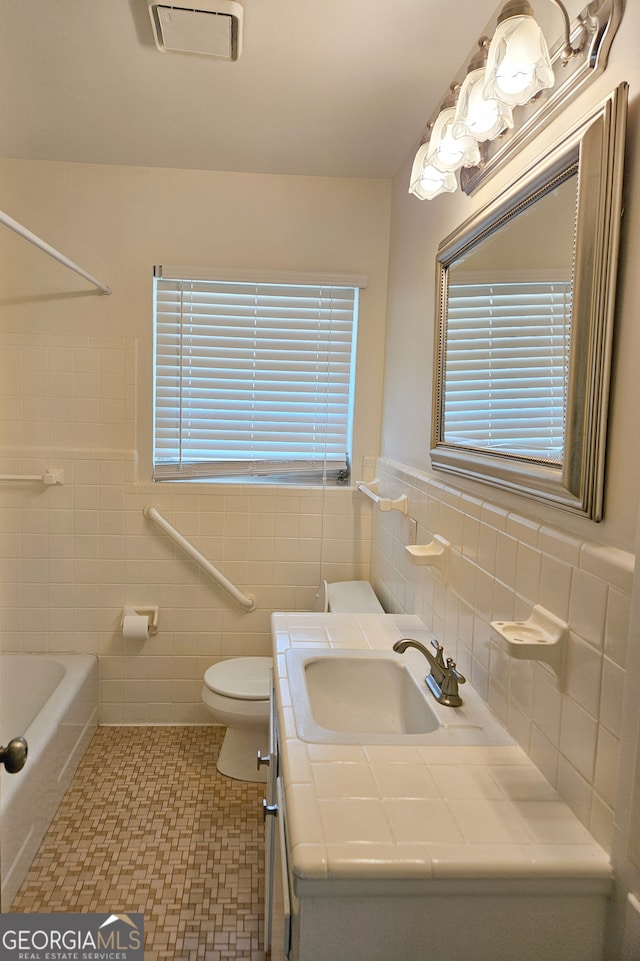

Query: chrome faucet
[392,637,466,707]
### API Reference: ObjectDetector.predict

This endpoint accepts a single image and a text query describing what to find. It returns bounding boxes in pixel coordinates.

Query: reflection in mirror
[431,85,627,520]
[443,175,577,464]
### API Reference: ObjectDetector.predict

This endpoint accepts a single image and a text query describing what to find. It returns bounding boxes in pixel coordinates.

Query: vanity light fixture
[409,0,623,200]
[409,87,481,200]
[408,142,458,200]
[452,40,515,142]
[483,0,555,107]
[427,94,482,172]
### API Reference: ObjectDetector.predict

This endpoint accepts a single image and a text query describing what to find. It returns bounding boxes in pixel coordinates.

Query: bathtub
[0,653,98,909]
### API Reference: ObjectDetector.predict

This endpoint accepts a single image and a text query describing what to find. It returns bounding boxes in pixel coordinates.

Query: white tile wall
[370,456,634,853]
[2,331,631,853]
[0,333,372,725]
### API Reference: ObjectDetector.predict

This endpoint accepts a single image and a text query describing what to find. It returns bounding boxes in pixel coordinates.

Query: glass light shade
[427,107,481,172]
[484,14,554,106]
[452,67,514,142]
[408,143,457,200]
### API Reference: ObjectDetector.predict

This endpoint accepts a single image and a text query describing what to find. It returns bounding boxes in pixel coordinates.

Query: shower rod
[0,208,112,295]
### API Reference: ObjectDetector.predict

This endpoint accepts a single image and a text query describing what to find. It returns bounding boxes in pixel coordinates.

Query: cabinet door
[263,682,278,953]
[270,777,292,961]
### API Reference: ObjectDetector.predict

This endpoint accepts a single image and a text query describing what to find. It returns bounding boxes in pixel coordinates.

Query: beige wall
[0,161,391,482]
[0,161,391,722]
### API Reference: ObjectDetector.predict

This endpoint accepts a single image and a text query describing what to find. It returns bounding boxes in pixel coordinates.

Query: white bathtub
[0,653,98,909]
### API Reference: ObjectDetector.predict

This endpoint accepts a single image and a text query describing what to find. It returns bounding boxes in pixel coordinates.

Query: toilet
[202,656,273,783]
[313,579,384,614]
[202,580,384,782]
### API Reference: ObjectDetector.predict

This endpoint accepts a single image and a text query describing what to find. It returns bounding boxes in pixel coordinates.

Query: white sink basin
[300,651,440,736]
[285,648,516,746]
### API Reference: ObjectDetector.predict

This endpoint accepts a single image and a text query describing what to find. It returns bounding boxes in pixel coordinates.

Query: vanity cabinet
[263,688,609,961]
[268,612,613,961]
[278,880,609,961]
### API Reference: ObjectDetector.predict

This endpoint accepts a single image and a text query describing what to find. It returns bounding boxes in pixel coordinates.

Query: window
[152,266,364,483]
[443,278,572,462]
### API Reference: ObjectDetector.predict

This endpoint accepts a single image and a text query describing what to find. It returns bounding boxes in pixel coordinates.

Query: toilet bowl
[202,656,272,783]
[202,580,384,782]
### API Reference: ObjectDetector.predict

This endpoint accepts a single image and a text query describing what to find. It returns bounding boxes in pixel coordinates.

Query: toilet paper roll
[122,613,149,641]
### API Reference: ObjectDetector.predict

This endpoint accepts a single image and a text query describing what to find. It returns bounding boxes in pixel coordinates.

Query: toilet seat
[204,656,272,701]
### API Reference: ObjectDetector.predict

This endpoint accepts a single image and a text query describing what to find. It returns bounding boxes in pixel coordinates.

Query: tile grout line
[10,726,267,961]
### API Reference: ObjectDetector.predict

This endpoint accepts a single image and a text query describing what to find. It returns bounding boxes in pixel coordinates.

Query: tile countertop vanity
[268,612,612,961]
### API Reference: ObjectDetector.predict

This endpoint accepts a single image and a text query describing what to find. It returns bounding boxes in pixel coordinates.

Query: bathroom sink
[284,648,517,746]
[302,652,439,736]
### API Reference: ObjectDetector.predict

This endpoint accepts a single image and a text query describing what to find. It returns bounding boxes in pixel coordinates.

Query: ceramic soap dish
[405,535,449,574]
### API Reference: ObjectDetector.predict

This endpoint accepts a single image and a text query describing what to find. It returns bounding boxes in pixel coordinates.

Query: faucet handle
[440,659,466,706]
[431,638,446,667]
[445,658,466,684]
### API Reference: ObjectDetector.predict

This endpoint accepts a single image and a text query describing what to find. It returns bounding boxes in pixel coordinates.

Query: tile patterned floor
[11,726,267,961]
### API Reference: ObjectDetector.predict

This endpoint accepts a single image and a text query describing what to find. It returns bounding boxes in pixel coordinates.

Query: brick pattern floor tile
[11,726,267,961]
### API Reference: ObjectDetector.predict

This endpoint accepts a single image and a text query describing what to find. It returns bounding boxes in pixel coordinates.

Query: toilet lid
[204,656,273,700]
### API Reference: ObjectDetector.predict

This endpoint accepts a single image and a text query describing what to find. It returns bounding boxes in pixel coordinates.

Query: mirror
[431,84,627,520]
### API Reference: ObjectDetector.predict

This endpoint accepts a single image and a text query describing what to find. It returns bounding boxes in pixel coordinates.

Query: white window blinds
[153,268,362,483]
[443,279,572,462]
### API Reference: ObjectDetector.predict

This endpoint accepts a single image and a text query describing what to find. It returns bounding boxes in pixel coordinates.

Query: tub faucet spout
[392,637,466,707]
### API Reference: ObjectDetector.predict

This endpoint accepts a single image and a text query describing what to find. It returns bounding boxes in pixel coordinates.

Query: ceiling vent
[148,1,243,60]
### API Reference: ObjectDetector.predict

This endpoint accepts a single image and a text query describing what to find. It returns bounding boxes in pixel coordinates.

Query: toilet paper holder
[121,605,159,635]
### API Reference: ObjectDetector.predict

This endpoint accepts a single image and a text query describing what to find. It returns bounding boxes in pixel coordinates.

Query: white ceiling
[0,0,495,180]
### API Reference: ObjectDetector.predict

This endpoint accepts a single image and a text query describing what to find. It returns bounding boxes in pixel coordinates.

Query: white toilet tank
[314,579,384,613]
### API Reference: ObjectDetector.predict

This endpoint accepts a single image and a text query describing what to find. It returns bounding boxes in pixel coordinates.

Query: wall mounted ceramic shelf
[405,535,450,573]
[491,605,568,689]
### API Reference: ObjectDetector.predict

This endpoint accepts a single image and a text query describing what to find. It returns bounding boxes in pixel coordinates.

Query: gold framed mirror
[431,83,627,520]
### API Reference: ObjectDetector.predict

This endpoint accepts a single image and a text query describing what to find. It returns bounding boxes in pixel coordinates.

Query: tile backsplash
[369,456,633,852]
